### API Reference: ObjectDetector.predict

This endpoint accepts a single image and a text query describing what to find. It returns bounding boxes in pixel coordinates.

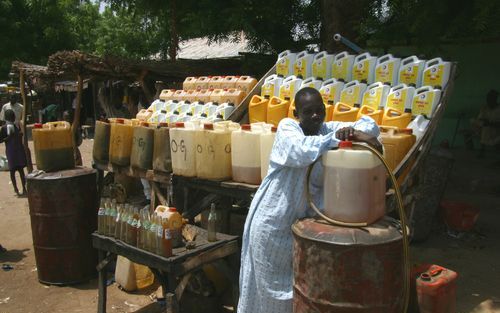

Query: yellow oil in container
[153,123,172,173]
[115,256,154,291]
[156,206,184,248]
[361,82,390,110]
[109,119,135,166]
[331,102,360,122]
[261,74,283,98]
[276,50,297,77]
[249,95,269,123]
[93,120,110,163]
[221,88,246,105]
[356,105,383,125]
[32,121,75,172]
[279,76,303,101]
[159,89,176,101]
[385,84,415,112]
[208,76,224,89]
[398,56,425,87]
[235,76,258,94]
[183,77,198,90]
[231,124,266,185]
[332,52,354,81]
[221,76,238,89]
[374,54,401,85]
[339,80,367,106]
[411,86,442,118]
[195,76,210,90]
[319,78,344,105]
[422,58,451,88]
[324,101,335,122]
[130,122,155,170]
[210,88,225,104]
[352,52,377,84]
[195,122,240,181]
[195,89,212,103]
[293,51,314,78]
[381,107,412,129]
[266,97,290,127]
[379,126,416,171]
[312,51,333,80]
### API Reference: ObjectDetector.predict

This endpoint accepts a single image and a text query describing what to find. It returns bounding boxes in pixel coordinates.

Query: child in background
[0,109,27,196]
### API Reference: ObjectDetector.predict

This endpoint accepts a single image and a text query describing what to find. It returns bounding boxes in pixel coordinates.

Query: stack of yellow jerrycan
[267,97,290,127]
[331,102,359,122]
[361,82,390,110]
[249,95,269,123]
[381,107,412,129]
[195,121,240,181]
[33,121,75,172]
[339,80,367,107]
[109,118,136,166]
[379,126,416,171]
[93,119,110,163]
[152,123,172,173]
[130,122,155,170]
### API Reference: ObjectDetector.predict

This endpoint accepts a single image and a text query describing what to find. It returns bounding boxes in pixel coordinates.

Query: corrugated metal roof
[177,33,252,59]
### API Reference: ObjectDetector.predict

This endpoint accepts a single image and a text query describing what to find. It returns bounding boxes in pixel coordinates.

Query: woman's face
[296,93,326,135]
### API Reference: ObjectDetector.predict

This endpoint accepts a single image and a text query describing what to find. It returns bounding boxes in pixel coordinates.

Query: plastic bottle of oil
[114,203,123,239]
[161,217,173,257]
[98,198,106,235]
[139,209,151,250]
[208,203,217,242]
[108,199,117,237]
[155,215,163,255]
[120,204,129,242]
[102,199,110,236]
[147,214,157,253]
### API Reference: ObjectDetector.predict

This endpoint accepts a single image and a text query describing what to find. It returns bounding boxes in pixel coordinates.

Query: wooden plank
[92,161,171,183]
[177,241,239,275]
[152,181,169,205]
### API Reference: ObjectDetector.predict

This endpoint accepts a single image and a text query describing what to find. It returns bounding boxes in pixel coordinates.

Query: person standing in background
[0,93,23,125]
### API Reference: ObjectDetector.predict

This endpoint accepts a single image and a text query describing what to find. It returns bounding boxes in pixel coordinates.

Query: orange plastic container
[195,76,210,90]
[324,102,334,121]
[210,88,225,104]
[379,126,416,171]
[136,109,154,121]
[357,105,383,124]
[266,97,290,127]
[249,95,269,123]
[331,102,359,122]
[440,201,480,232]
[220,76,238,89]
[183,77,198,90]
[208,76,224,89]
[381,107,412,129]
[172,90,185,101]
[416,265,458,313]
[221,88,246,105]
[235,76,257,94]
[196,89,212,103]
[287,100,297,120]
[183,89,198,102]
[159,89,176,101]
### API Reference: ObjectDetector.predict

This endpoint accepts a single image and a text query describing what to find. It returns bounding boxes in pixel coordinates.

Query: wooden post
[72,74,83,166]
[19,71,33,173]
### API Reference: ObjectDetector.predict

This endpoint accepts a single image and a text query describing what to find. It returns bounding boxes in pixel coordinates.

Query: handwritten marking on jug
[171,139,187,161]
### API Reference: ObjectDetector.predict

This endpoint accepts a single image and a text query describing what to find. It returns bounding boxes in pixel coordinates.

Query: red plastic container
[440,201,480,231]
[416,265,458,313]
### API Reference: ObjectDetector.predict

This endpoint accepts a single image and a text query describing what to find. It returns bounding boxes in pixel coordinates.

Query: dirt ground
[0,139,499,313]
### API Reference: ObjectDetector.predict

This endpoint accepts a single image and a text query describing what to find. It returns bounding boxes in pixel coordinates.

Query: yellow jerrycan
[287,100,297,120]
[375,54,401,85]
[324,101,335,122]
[221,76,238,89]
[93,119,110,163]
[183,77,198,90]
[411,86,442,118]
[279,76,303,101]
[115,256,154,291]
[159,89,176,101]
[381,107,412,129]
[339,80,367,106]
[398,56,425,87]
[331,102,359,122]
[319,78,344,105]
[266,97,290,127]
[260,125,277,180]
[183,89,198,102]
[385,83,416,112]
[221,88,246,105]
[379,126,416,171]
[249,95,269,123]
[210,88,225,104]
[332,51,354,81]
[33,121,75,172]
[294,51,314,78]
[261,74,283,98]
[109,118,136,166]
[300,77,323,90]
[352,52,377,84]
[422,58,451,88]
[208,76,224,89]
[276,50,297,77]
[357,105,383,125]
[312,51,334,80]
[130,122,155,170]
[195,76,210,90]
[153,123,172,173]
[195,89,212,103]
[235,76,258,94]
[172,90,185,101]
[361,82,391,110]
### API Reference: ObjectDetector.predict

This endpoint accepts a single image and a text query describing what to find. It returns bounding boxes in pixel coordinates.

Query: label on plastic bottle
[375,62,395,84]
[387,89,407,112]
[165,229,172,240]
[399,65,419,86]
[412,91,436,116]
[276,58,291,77]
[312,59,328,80]
[98,208,105,216]
[333,59,350,80]
[157,226,163,238]
[362,88,383,110]
[423,64,445,87]
[352,61,369,82]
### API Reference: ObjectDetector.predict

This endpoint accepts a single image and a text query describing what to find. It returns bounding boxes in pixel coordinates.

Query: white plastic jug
[177,112,194,122]
[407,115,430,141]
[261,74,283,98]
[411,86,442,118]
[375,54,401,86]
[260,125,277,180]
[340,80,368,106]
[231,123,265,185]
[361,82,391,110]
[319,78,345,104]
[215,103,236,120]
[385,84,415,112]
[203,102,220,118]
[352,52,377,84]
[279,76,303,101]
[422,58,451,88]
[312,51,334,80]
[175,101,192,114]
[148,99,166,112]
[300,77,323,90]
[166,111,180,123]
[169,121,200,177]
[293,51,314,78]
[332,51,355,81]
[190,101,206,116]
[398,56,425,87]
[148,110,168,123]
[321,141,386,224]
[276,50,297,77]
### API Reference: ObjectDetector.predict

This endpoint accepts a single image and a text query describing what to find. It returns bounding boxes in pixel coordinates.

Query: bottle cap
[204,123,214,130]
[228,102,235,107]
[199,101,205,105]
[241,124,251,131]
[339,141,353,148]
[175,122,185,128]
[213,101,219,105]
[116,118,124,124]
[159,122,169,127]
[34,123,43,128]
[271,126,278,132]
[168,207,177,212]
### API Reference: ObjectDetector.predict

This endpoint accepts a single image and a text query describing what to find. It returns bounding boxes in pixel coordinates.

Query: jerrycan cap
[383,81,391,86]
[327,100,334,105]
[353,103,361,108]
[168,207,178,212]
[204,123,214,130]
[173,100,179,103]
[141,122,150,127]
[34,123,43,128]
[338,78,346,82]
[402,128,413,134]
[199,101,205,105]
[228,102,235,107]
[158,122,169,127]
[201,113,208,117]
[185,100,191,104]
[213,101,219,105]
[160,110,167,114]
[241,124,251,131]
[360,79,368,84]
[339,141,353,149]
[271,126,278,132]
[404,108,412,114]
[175,122,185,128]
[116,118,125,124]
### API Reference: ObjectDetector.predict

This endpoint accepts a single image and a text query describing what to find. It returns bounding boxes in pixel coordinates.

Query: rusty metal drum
[27,167,98,285]
[292,216,404,313]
